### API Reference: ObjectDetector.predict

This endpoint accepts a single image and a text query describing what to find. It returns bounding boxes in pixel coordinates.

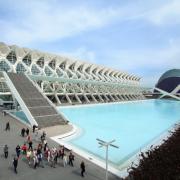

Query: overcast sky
[0,0,180,87]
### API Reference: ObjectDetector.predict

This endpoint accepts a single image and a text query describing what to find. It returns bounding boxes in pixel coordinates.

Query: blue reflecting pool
[57,100,180,166]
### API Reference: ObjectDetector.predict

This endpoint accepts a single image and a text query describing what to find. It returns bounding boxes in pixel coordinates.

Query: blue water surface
[11,111,30,124]
[57,100,180,166]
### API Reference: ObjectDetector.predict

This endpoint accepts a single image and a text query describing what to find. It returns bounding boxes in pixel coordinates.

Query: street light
[96,138,119,180]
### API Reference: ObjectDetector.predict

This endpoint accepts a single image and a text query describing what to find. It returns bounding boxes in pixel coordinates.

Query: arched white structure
[0,42,145,105]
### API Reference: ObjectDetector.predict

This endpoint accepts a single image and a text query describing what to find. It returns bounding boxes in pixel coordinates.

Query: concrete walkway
[41,124,73,137]
[0,110,120,180]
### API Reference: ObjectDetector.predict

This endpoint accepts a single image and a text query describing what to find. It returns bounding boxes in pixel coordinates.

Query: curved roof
[157,69,180,84]
[0,42,140,81]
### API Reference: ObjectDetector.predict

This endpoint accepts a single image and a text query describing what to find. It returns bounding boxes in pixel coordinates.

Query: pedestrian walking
[4,144,8,158]
[33,155,38,169]
[27,135,31,144]
[33,125,37,133]
[28,140,33,150]
[47,149,51,164]
[15,145,21,158]
[68,151,74,166]
[21,128,25,137]
[37,152,44,168]
[63,153,67,167]
[5,122,10,131]
[43,140,48,152]
[41,134,45,144]
[80,161,85,177]
[13,156,18,174]
[59,146,65,159]
[21,144,27,154]
[42,131,46,138]
[26,149,32,165]
[26,128,29,136]
[50,154,56,168]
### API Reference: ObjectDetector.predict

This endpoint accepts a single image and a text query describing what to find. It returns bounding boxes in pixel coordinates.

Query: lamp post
[96,138,119,180]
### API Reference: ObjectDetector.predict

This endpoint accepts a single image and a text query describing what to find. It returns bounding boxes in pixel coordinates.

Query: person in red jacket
[21,144,27,154]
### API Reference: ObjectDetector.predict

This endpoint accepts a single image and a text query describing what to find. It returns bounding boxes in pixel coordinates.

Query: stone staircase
[6,73,67,128]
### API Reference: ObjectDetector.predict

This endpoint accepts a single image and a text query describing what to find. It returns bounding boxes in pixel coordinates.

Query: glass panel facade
[48,59,56,69]
[6,51,17,64]
[37,57,44,68]
[56,68,63,77]
[16,63,26,74]
[0,60,10,72]
[45,66,53,76]
[31,64,40,75]
[59,63,65,70]
[22,54,31,66]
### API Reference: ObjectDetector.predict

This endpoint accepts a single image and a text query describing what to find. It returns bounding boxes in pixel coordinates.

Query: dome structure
[155,69,180,93]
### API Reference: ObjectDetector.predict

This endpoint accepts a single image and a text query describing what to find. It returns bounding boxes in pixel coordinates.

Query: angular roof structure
[0,42,145,107]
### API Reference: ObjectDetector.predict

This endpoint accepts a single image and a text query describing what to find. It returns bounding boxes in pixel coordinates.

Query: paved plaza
[0,109,120,180]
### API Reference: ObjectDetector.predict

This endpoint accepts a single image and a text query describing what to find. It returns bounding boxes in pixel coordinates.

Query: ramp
[4,72,67,128]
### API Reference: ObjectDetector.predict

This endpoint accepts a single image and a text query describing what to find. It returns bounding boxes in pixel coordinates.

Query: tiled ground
[0,109,120,180]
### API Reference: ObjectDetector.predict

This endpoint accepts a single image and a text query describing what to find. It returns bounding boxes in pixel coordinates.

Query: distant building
[155,69,180,94]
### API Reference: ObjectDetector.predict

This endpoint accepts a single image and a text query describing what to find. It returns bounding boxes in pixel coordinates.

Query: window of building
[36,57,44,68]
[85,67,91,73]
[92,68,97,74]
[31,64,40,75]
[22,54,31,66]
[6,51,17,64]
[78,65,83,72]
[16,63,26,74]
[48,59,56,69]
[45,66,53,76]
[59,62,65,70]
[69,64,75,71]
[0,60,10,72]
[56,68,63,77]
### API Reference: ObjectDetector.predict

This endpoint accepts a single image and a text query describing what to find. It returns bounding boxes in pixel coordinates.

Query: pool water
[11,111,30,124]
[57,100,180,166]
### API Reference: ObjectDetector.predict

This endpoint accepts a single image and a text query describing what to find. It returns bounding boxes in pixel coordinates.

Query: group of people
[21,127,30,137]
[126,124,180,180]
[3,122,86,177]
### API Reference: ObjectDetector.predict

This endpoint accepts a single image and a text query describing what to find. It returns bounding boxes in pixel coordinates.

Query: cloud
[140,0,180,25]
[59,47,97,64]
[0,0,123,46]
[112,38,180,69]
[1,0,179,47]
[101,39,180,87]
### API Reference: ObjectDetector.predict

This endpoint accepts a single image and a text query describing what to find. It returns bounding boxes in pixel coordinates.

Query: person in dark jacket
[15,145,21,158]
[5,122,10,131]
[26,128,29,136]
[21,128,25,137]
[68,152,74,166]
[33,125,37,133]
[80,161,85,177]
[28,140,33,150]
[13,156,18,174]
